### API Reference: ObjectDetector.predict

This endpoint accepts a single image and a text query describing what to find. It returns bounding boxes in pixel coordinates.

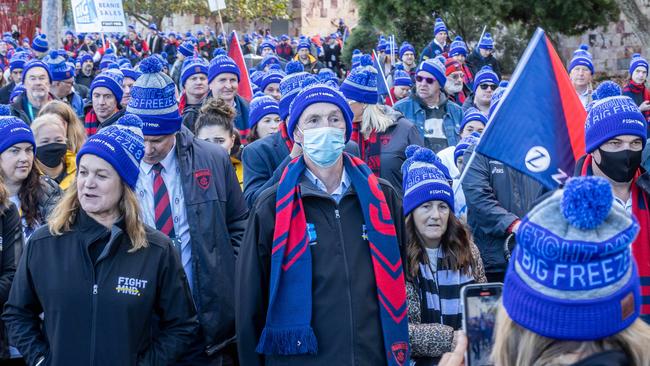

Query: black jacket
[10,94,49,125]
[76,72,95,89]
[462,150,545,273]
[173,127,249,350]
[2,210,199,366]
[0,203,22,359]
[0,81,15,104]
[466,48,502,80]
[181,103,202,133]
[242,133,360,208]
[236,173,407,366]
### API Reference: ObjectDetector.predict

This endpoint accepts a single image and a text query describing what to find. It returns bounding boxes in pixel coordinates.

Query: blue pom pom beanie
[569,44,594,74]
[417,57,447,88]
[402,145,454,215]
[399,42,415,59]
[0,115,35,154]
[126,57,182,136]
[340,55,378,104]
[77,114,145,189]
[287,77,353,142]
[393,65,413,87]
[180,56,208,88]
[9,52,29,72]
[478,33,494,50]
[21,58,52,83]
[585,81,647,153]
[460,108,487,133]
[249,94,280,129]
[208,51,240,83]
[31,34,48,53]
[473,65,500,92]
[178,41,195,57]
[44,51,72,81]
[279,61,310,121]
[503,176,641,340]
[433,18,447,36]
[90,70,124,103]
[449,36,468,58]
[260,68,286,92]
[629,53,649,75]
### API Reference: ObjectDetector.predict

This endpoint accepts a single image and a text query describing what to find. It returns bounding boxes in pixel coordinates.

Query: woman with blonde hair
[491,176,650,366]
[38,100,86,154]
[341,54,423,191]
[401,146,486,365]
[31,114,76,190]
[3,114,199,366]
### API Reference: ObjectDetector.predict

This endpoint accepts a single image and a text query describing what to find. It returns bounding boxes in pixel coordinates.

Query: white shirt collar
[141,140,177,175]
[304,167,350,196]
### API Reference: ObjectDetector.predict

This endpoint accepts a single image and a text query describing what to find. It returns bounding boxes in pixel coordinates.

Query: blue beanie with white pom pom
[569,44,594,74]
[585,81,646,153]
[126,56,182,136]
[340,54,378,104]
[503,176,640,340]
[629,53,648,75]
[77,114,145,189]
[401,145,454,215]
[279,60,310,121]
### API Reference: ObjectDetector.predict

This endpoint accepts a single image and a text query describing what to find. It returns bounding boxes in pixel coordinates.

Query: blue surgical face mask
[300,126,345,168]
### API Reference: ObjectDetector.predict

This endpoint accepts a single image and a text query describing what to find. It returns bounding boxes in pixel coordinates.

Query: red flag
[227,30,253,101]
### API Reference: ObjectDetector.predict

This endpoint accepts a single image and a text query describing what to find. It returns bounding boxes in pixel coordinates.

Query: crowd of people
[0,15,648,366]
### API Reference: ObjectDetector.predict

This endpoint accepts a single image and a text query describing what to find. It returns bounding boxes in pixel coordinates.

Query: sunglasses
[479,83,498,91]
[415,75,436,84]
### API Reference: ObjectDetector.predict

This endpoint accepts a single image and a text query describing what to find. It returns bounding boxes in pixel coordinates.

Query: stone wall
[558,13,646,77]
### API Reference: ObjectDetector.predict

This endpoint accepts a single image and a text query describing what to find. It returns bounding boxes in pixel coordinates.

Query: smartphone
[461,283,503,366]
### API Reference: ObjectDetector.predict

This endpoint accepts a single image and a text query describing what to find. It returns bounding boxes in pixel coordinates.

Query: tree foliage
[122,0,289,30]
[352,0,619,73]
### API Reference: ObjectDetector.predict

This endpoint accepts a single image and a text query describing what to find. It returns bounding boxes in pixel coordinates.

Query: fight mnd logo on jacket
[115,276,148,296]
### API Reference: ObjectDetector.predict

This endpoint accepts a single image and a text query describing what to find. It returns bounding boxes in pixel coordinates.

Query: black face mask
[595,148,642,183]
[36,143,67,168]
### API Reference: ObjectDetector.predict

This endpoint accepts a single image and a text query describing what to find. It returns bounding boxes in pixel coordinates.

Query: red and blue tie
[152,163,176,238]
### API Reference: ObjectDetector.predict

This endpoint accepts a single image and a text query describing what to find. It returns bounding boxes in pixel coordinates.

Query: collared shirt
[614,196,633,215]
[577,87,592,108]
[304,167,350,203]
[136,142,193,292]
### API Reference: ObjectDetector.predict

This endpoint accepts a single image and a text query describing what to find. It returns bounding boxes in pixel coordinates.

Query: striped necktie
[152,163,176,238]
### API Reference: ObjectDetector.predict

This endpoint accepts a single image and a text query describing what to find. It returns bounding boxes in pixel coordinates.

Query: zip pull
[334,209,340,219]
[93,284,98,295]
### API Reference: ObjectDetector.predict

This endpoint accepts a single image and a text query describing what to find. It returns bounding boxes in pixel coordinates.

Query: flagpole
[373,49,394,105]
[476,25,486,51]
[217,9,227,51]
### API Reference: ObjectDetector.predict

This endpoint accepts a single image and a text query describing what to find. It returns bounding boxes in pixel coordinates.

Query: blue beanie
[489,80,509,118]
[393,64,413,87]
[100,51,117,70]
[127,57,182,136]
[454,132,481,164]
[44,50,73,81]
[90,70,124,102]
[377,39,388,53]
[79,53,94,66]
[9,51,30,72]
[433,18,447,36]
[249,93,280,129]
[250,70,264,88]
[10,84,25,103]
[569,44,594,74]
[402,145,454,215]
[449,36,468,58]
[120,65,142,81]
[21,59,52,83]
[260,65,286,91]
[478,32,494,50]
[629,53,649,75]
[297,41,310,52]
[460,107,487,133]
[351,49,363,69]
[340,55,378,104]
[585,81,646,153]
[417,57,446,88]
[317,68,337,83]
[117,58,131,68]
[473,65,500,92]
[399,42,415,59]
[257,55,281,71]
[503,176,640,340]
[260,40,276,52]
[180,56,208,88]
[279,61,310,121]
[31,34,48,53]
[287,77,353,142]
[178,41,195,57]
[208,49,240,83]
[0,114,35,154]
[77,114,145,189]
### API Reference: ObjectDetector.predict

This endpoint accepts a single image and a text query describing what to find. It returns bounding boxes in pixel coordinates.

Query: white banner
[72,0,127,33]
[207,0,226,12]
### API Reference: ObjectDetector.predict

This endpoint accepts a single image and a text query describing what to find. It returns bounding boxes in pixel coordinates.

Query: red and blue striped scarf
[256,153,409,365]
[84,109,99,137]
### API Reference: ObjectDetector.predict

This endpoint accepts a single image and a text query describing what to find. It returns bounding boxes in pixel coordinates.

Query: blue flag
[372,50,392,104]
[474,28,587,189]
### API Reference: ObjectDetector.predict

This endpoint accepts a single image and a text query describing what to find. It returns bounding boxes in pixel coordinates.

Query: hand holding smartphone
[461,283,503,366]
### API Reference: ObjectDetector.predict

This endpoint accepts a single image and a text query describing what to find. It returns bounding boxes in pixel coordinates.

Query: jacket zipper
[333,208,356,365]
[90,279,98,366]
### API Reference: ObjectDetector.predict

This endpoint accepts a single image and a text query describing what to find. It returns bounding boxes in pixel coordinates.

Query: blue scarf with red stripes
[256,153,409,365]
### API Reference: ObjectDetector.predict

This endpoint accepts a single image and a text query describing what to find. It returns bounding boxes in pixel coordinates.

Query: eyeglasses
[479,83,498,91]
[449,73,464,80]
[416,75,436,84]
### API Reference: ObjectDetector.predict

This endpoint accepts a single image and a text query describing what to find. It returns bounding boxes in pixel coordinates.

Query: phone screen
[463,284,502,366]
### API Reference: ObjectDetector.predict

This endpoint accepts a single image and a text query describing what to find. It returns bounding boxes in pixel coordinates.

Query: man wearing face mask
[237,77,409,365]
[575,80,650,321]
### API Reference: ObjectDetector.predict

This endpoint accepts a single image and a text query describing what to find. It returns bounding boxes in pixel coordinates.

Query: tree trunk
[41,0,62,50]
[615,0,650,54]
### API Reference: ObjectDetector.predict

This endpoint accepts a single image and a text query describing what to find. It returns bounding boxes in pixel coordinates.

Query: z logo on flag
[525,146,551,173]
